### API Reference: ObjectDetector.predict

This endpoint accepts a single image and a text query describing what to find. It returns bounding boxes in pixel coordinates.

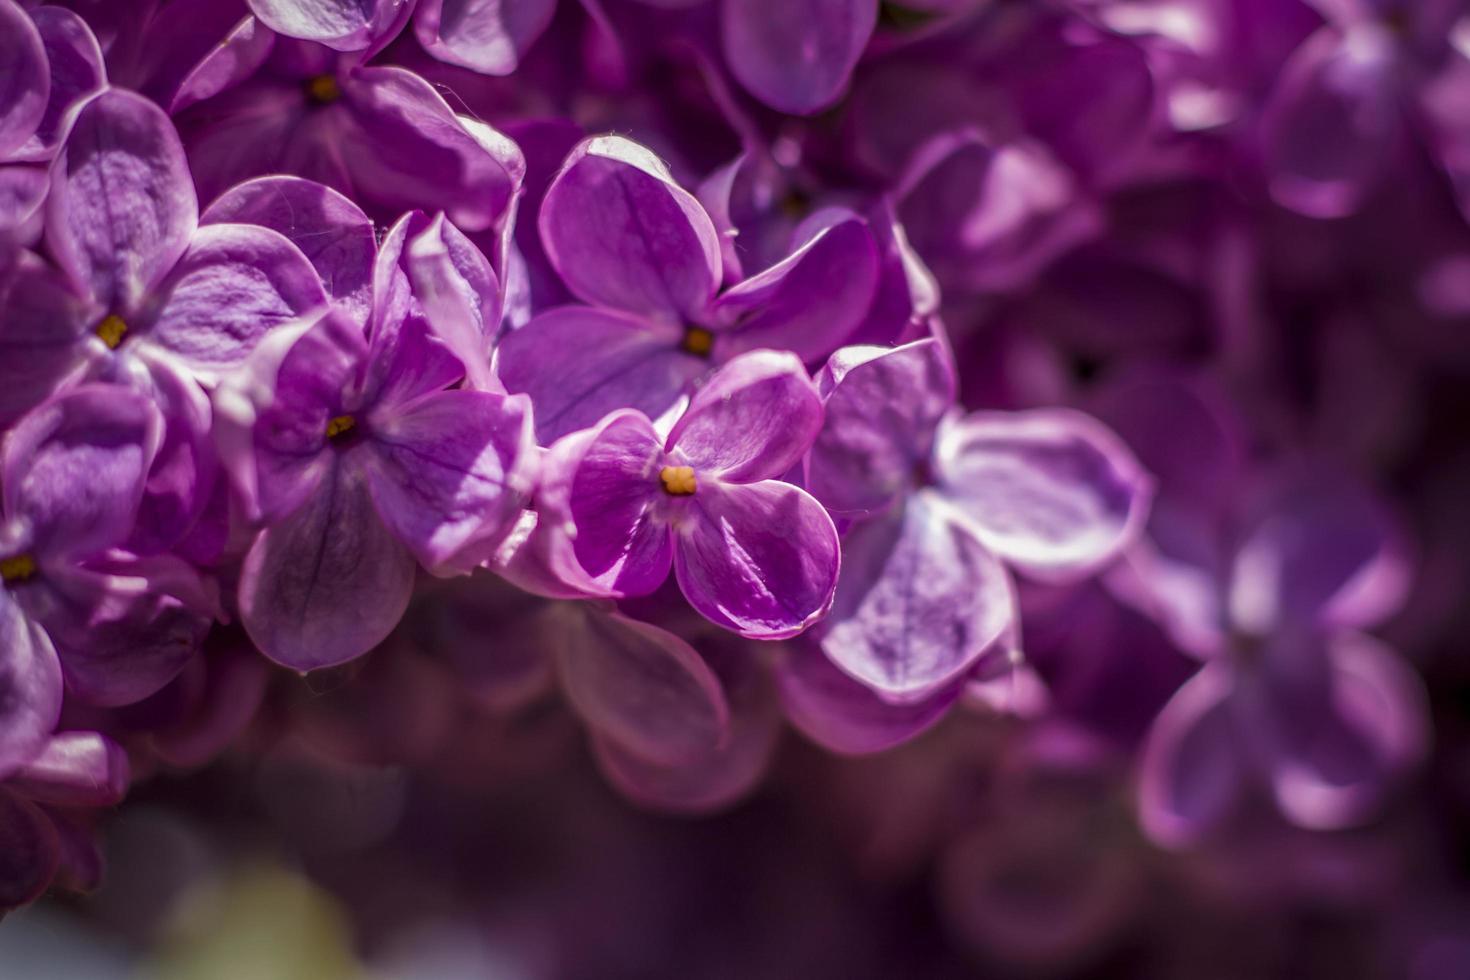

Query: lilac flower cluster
[0,1,1461,969]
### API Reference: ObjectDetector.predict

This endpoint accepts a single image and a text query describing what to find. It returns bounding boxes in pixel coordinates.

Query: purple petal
[339,66,524,234]
[169,14,277,114]
[820,490,1014,700]
[557,605,730,767]
[145,222,328,376]
[404,212,503,390]
[239,461,416,672]
[497,305,701,443]
[45,88,198,314]
[538,135,721,320]
[127,351,217,556]
[777,640,961,755]
[1228,471,1408,634]
[674,480,839,640]
[20,561,209,706]
[667,350,824,484]
[934,409,1152,582]
[0,0,47,160]
[711,215,881,364]
[1262,631,1427,830]
[1137,663,1244,847]
[6,731,128,807]
[16,7,106,162]
[0,164,48,239]
[0,790,59,912]
[362,390,536,574]
[0,590,61,780]
[720,0,876,115]
[3,385,161,560]
[1259,26,1399,218]
[806,339,955,518]
[545,409,674,596]
[0,251,93,426]
[413,0,558,76]
[201,175,375,325]
[248,0,407,50]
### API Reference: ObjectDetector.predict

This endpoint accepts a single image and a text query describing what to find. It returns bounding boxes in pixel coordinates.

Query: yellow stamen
[0,554,37,584]
[326,414,357,440]
[680,326,714,358]
[659,465,697,496]
[95,314,127,350]
[306,74,342,104]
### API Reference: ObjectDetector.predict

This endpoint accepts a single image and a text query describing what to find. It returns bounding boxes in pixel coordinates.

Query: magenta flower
[229,286,537,670]
[498,134,879,443]
[779,337,1150,749]
[532,349,840,639]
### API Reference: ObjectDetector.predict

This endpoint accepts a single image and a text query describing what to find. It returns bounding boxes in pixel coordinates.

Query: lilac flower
[227,261,538,669]
[0,386,211,710]
[1092,373,1429,844]
[779,337,1150,748]
[170,22,525,236]
[0,0,105,247]
[532,349,841,639]
[498,134,879,443]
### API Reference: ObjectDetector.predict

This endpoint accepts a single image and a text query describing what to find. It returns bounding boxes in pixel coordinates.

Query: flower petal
[545,409,673,596]
[557,605,730,767]
[363,390,536,574]
[666,349,824,484]
[0,790,59,912]
[3,385,161,561]
[413,0,558,76]
[720,0,876,115]
[711,214,880,364]
[538,135,721,320]
[404,212,503,390]
[16,7,106,162]
[0,0,48,160]
[248,0,406,51]
[239,461,416,672]
[0,251,93,427]
[674,480,839,639]
[0,590,61,780]
[7,731,128,807]
[777,640,961,755]
[497,304,699,444]
[145,222,329,376]
[934,409,1152,581]
[339,66,524,234]
[169,13,277,114]
[806,339,955,518]
[46,88,198,313]
[201,175,375,326]
[1137,663,1245,847]
[819,490,1014,700]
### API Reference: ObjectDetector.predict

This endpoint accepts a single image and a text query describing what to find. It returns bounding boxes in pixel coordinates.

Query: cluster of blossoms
[1,0,1466,973]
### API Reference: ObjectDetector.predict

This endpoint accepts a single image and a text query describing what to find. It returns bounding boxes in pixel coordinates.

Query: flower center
[306,74,342,105]
[326,414,357,442]
[0,553,37,584]
[659,465,697,496]
[95,314,128,350]
[680,325,714,358]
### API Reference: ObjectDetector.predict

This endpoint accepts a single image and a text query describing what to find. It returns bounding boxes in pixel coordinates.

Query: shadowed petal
[363,390,536,574]
[807,339,955,518]
[14,7,106,162]
[46,88,198,314]
[557,605,730,768]
[498,305,699,443]
[239,462,416,672]
[820,491,1014,700]
[1137,663,1245,847]
[935,409,1152,582]
[666,350,824,483]
[538,135,721,319]
[777,640,962,755]
[0,790,59,912]
[404,212,503,390]
[0,251,93,426]
[3,385,161,561]
[721,0,876,115]
[7,732,128,807]
[0,591,61,780]
[0,0,47,160]
[674,480,839,639]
